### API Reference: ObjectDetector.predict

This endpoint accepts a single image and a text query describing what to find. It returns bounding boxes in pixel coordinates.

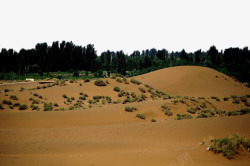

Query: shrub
[230,95,237,99]
[116,78,122,83]
[245,102,250,107]
[172,99,178,104]
[187,107,196,114]
[144,84,153,89]
[43,102,53,111]
[162,94,172,99]
[161,104,170,110]
[38,95,43,99]
[209,134,250,159]
[79,92,83,95]
[62,94,67,98]
[196,113,209,118]
[125,106,137,112]
[4,89,10,92]
[131,92,136,98]
[0,104,3,109]
[9,105,14,109]
[151,118,157,122]
[94,79,106,86]
[136,114,145,119]
[200,102,206,108]
[10,95,18,100]
[114,86,120,92]
[19,104,28,110]
[123,78,129,84]
[84,78,90,82]
[239,108,250,115]
[175,113,192,120]
[216,109,226,116]
[232,98,240,104]
[68,105,75,110]
[30,104,39,110]
[79,83,82,86]
[130,79,141,85]
[33,93,38,97]
[14,102,20,107]
[240,96,247,102]
[223,97,230,101]
[198,97,205,100]
[36,86,41,89]
[139,87,146,93]
[32,99,40,104]
[71,97,75,100]
[227,111,240,116]
[190,98,198,103]
[165,110,173,116]
[54,103,59,107]
[211,96,220,101]
[2,100,12,105]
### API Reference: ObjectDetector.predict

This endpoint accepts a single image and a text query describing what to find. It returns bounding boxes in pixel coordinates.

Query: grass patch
[209,134,250,159]
[94,79,106,86]
[151,118,157,122]
[125,106,137,112]
[113,86,120,92]
[187,107,196,114]
[19,104,28,110]
[130,79,141,85]
[136,113,145,119]
[165,110,173,116]
[43,102,53,111]
[138,87,146,93]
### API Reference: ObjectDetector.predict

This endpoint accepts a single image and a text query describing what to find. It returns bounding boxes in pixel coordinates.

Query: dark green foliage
[2,100,12,105]
[151,118,157,122]
[94,79,106,86]
[4,89,10,92]
[43,102,53,111]
[30,104,39,110]
[0,104,3,109]
[32,99,40,104]
[113,86,120,92]
[130,79,141,85]
[138,87,146,93]
[165,110,173,116]
[62,94,67,98]
[10,95,18,100]
[125,106,137,112]
[187,107,196,114]
[175,113,192,120]
[116,78,122,83]
[136,113,145,119]
[19,104,28,110]
[209,134,250,159]
[232,98,240,104]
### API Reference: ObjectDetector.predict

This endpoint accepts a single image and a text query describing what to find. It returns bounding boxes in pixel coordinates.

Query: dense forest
[0,41,249,83]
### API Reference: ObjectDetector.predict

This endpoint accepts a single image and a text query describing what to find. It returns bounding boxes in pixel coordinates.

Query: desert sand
[0,66,249,166]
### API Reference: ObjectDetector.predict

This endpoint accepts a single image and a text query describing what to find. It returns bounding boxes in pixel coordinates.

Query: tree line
[0,41,249,83]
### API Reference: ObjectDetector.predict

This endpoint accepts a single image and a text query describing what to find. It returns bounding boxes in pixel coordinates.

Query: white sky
[0,0,249,55]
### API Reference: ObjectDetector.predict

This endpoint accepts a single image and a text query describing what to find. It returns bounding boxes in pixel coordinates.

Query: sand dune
[134,66,250,97]
[0,66,249,166]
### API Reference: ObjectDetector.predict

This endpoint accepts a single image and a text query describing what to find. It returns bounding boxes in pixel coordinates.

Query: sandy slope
[134,66,250,97]
[0,66,250,165]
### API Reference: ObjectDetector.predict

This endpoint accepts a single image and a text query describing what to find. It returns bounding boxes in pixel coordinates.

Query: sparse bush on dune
[10,95,18,100]
[209,134,250,159]
[84,78,90,83]
[144,84,153,89]
[113,86,120,92]
[30,104,39,110]
[200,102,206,108]
[2,100,12,105]
[62,94,67,98]
[190,98,198,103]
[19,104,28,110]
[245,102,250,107]
[14,102,20,107]
[240,96,247,103]
[138,87,146,93]
[32,99,40,104]
[125,106,137,112]
[54,103,59,107]
[175,113,192,120]
[162,94,172,99]
[151,118,157,122]
[33,93,38,97]
[232,98,240,104]
[131,92,136,98]
[130,79,141,85]
[43,102,53,111]
[116,78,122,83]
[172,99,178,104]
[123,78,129,84]
[198,97,205,100]
[94,79,106,86]
[223,97,230,101]
[187,107,196,114]
[9,105,14,109]
[136,113,145,119]
[211,96,220,101]
[230,95,237,99]
[0,104,3,109]
[216,109,226,116]
[36,86,41,89]
[165,110,173,116]
[38,95,43,99]
[161,104,170,110]
[113,99,121,104]
[4,89,10,92]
